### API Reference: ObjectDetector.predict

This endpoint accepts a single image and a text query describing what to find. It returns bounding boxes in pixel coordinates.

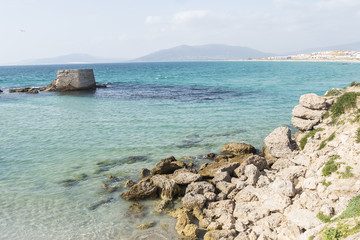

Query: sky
[1,0,360,64]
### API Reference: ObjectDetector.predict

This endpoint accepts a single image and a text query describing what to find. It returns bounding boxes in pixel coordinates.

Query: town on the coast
[264,50,360,61]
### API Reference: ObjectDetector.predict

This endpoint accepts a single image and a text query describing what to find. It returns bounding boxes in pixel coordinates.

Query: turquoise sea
[0,61,359,239]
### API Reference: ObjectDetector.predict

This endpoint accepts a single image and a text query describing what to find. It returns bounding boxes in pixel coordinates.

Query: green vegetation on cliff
[299,128,324,150]
[330,92,360,118]
[322,155,340,176]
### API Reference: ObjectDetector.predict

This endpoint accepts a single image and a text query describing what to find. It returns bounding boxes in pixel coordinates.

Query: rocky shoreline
[120,82,360,240]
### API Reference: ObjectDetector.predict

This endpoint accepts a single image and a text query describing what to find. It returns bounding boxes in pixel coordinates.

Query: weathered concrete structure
[46,69,96,91]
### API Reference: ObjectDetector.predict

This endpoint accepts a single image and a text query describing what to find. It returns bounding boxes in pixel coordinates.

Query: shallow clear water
[0,61,359,239]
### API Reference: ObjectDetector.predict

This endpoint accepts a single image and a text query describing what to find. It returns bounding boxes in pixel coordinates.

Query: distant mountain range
[134,44,274,62]
[17,53,128,65]
[11,41,360,65]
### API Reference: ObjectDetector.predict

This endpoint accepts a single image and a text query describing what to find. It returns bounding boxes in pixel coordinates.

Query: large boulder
[299,93,328,110]
[150,156,186,175]
[120,177,158,200]
[182,192,207,209]
[292,105,325,120]
[46,69,96,91]
[291,117,319,131]
[186,181,215,195]
[172,169,202,185]
[263,126,295,160]
[221,142,256,156]
[151,175,179,200]
[285,209,322,230]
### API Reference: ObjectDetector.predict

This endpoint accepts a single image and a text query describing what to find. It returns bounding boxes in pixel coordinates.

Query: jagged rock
[320,205,335,216]
[270,179,296,197]
[264,126,295,160]
[139,168,150,178]
[203,229,237,240]
[175,210,199,237]
[263,193,291,212]
[217,213,236,230]
[291,154,310,166]
[154,199,172,213]
[216,181,236,195]
[244,164,260,185]
[204,192,217,201]
[124,180,135,187]
[233,201,270,222]
[234,155,268,177]
[276,166,307,182]
[150,156,186,175]
[185,181,215,195]
[257,175,271,187]
[207,222,222,231]
[256,212,284,230]
[277,222,301,240]
[299,93,328,110]
[136,221,155,230]
[234,232,249,240]
[292,104,325,120]
[182,192,207,209]
[45,69,96,91]
[221,142,256,156]
[172,169,202,185]
[234,186,259,202]
[285,209,322,230]
[291,116,320,131]
[217,162,240,175]
[252,225,278,240]
[9,87,39,93]
[216,193,227,201]
[205,200,235,218]
[151,175,179,200]
[120,177,158,200]
[299,191,321,211]
[271,158,296,170]
[203,153,216,159]
[302,177,317,190]
[212,171,231,184]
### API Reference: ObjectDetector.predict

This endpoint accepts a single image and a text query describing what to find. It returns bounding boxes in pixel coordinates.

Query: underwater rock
[136,221,155,230]
[88,197,114,210]
[9,87,39,94]
[60,173,89,187]
[126,202,145,218]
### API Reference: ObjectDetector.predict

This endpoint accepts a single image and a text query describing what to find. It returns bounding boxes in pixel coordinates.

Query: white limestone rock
[292,116,320,131]
[264,126,295,159]
[292,104,325,120]
[299,93,328,110]
[286,209,322,230]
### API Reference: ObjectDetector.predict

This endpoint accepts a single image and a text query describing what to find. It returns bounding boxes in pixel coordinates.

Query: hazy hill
[18,53,128,65]
[134,44,274,62]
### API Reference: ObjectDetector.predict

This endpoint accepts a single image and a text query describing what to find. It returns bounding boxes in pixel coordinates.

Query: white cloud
[172,10,210,25]
[316,0,360,9]
[145,16,162,25]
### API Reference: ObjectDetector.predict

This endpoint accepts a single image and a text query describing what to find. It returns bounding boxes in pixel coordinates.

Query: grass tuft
[318,132,336,150]
[357,127,360,143]
[317,211,334,223]
[330,92,360,118]
[339,166,354,179]
[322,179,332,187]
[322,155,341,176]
[339,194,360,219]
[299,128,324,150]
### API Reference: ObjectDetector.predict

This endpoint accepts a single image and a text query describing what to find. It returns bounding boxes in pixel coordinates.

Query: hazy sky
[1,0,360,64]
